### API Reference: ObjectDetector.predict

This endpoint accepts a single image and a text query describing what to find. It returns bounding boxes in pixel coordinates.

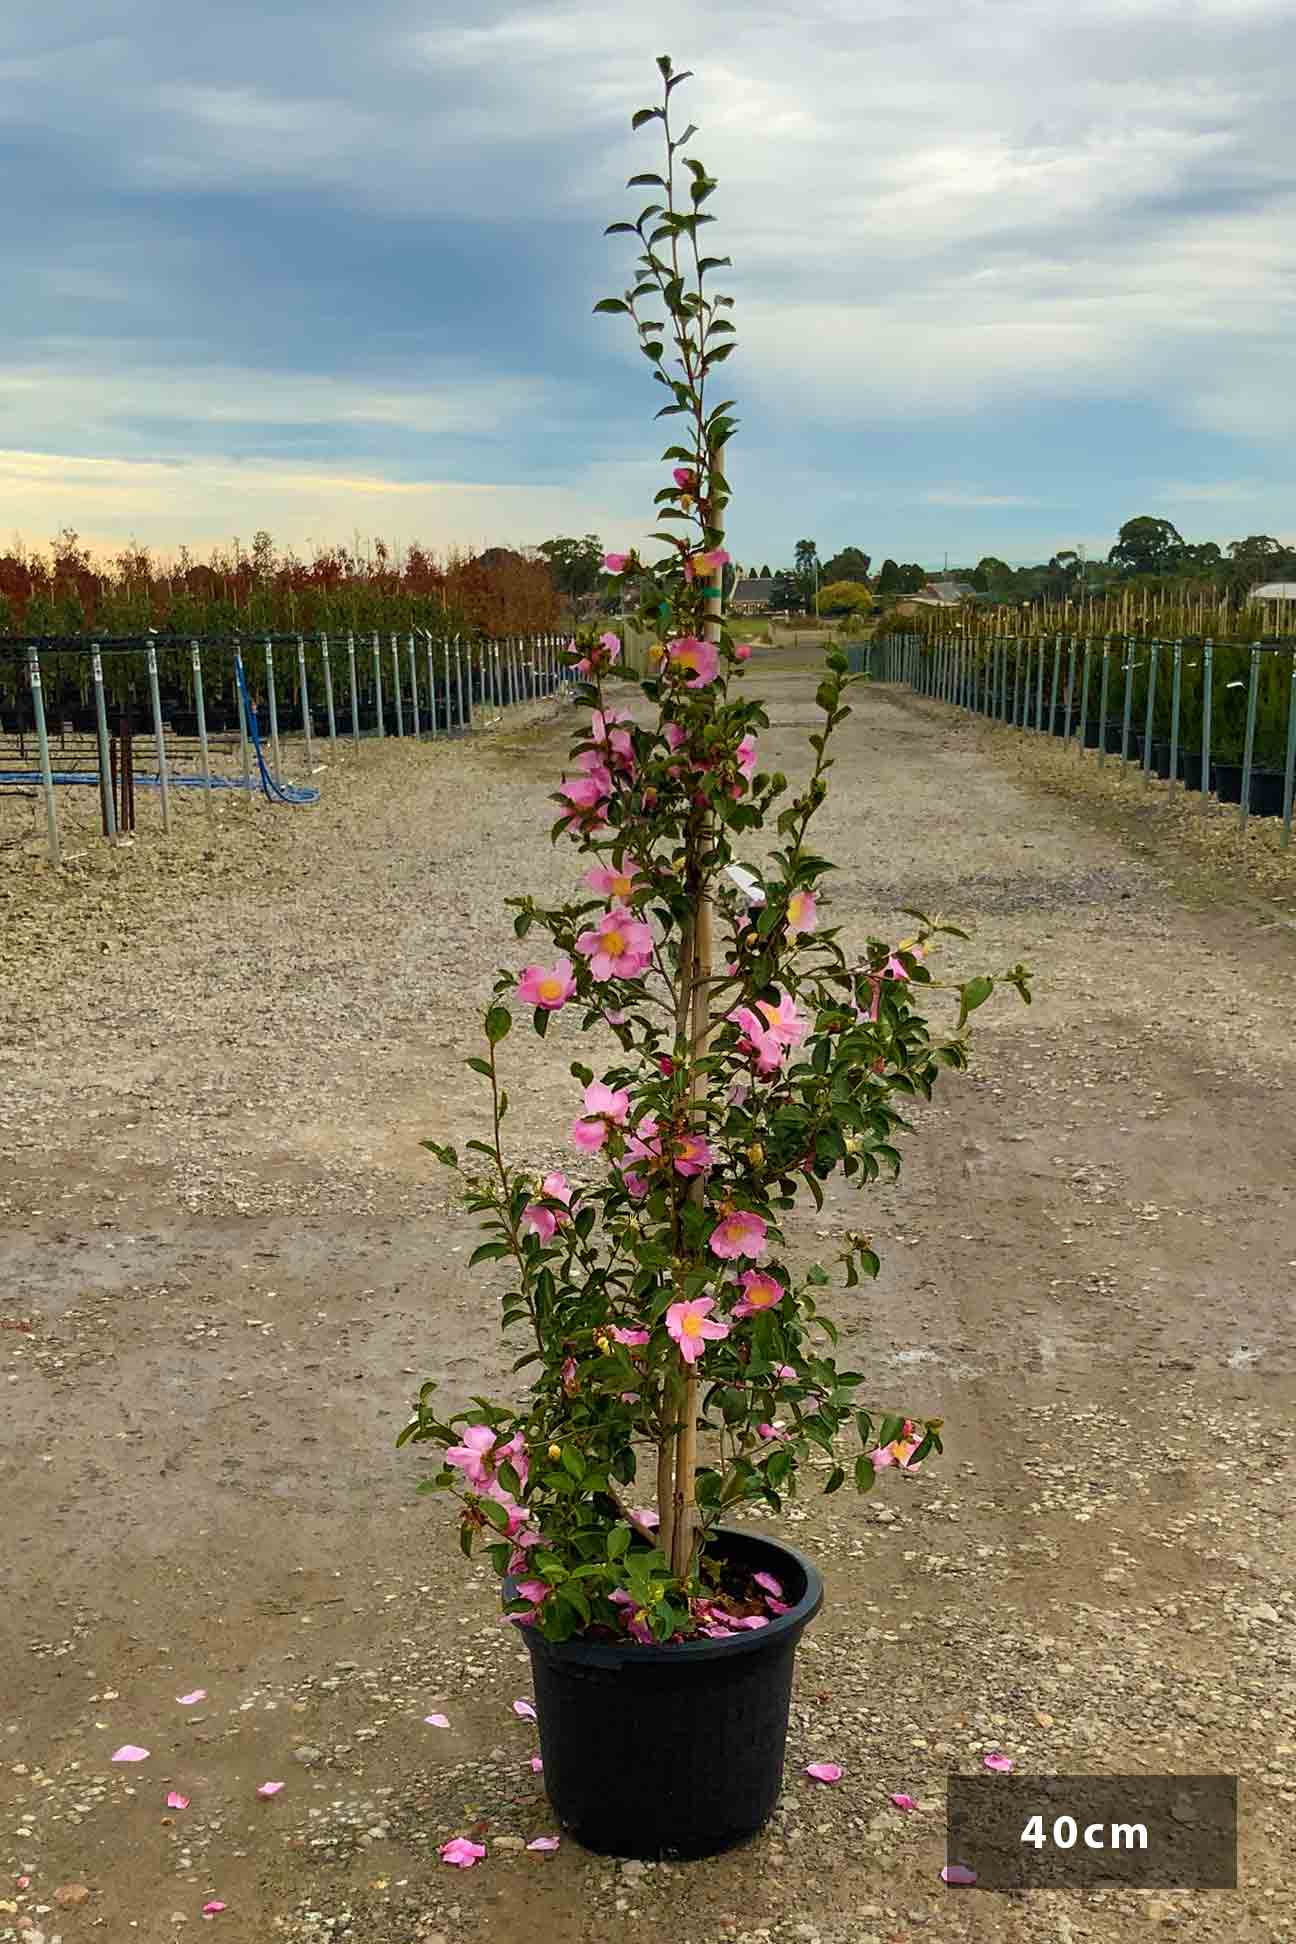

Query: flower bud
[747,1142,765,1167]
[547,1443,562,1461]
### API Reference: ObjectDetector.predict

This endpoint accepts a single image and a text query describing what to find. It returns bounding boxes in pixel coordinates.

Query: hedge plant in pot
[400,57,1031,1865]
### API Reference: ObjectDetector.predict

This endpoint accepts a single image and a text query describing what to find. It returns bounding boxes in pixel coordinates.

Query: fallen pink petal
[890,1792,917,1812]
[255,1782,285,1798]
[177,1690,207,1706]
[439,1837,487,1869]
[526,1835,560,1851]
[424,1714,451,1728]
[982,1752,1014,1773]
[529,1755,544,1772]
[805,1762,843,1784]
[513,1699,537,1719]
[111,1745,149,1763]
[166,1791,190,1810]
[942,1863,978,1886]
[201,1901,227,1916]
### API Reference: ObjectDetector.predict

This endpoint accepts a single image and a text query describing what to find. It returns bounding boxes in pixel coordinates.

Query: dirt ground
[2,653,1294,1944]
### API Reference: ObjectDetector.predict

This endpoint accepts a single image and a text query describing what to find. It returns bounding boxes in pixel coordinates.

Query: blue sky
[3,0,1294,573]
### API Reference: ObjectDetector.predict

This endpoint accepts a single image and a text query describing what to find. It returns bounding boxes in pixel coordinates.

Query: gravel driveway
[2,652,1293,1944]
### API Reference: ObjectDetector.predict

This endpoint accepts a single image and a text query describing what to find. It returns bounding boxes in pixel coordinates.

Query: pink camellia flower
[774,1361,797,1380]
[575,908,654,983]
[658,1055,675,1077]
[576,631,623,676]
[682,547,731,583]
[609,1588,655,1644]
[521,1170,575,1240]
[732,1269,783,1318]
[663,720,687,752]
[665,1297,730,1365]
[515,1579,550,1607]
[560,1356,579,1395]
[709,1209,768,1260]
[590,709,636,769]
[672,465,696,490]
[610,1324,651,1347]
[445,1423,498,1488]
[586,862,642,902]
[557,770,611,833]
[673,1132,714,1177]
[754,990,808,1048]
[517,957,577,1011]
[729,1005,787,1076]
[758,1420,787,1440]
[440,1837,487,1869]
[736,733,758,779]
[604,552,630,574]
[667,637,721,688]
[629,1505,660,1529]
[786,889,818,937]
[571,1079,630,1150]
[734,641,752,661]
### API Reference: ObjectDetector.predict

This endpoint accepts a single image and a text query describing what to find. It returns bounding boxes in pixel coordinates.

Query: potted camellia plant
[400,56,1031,1862]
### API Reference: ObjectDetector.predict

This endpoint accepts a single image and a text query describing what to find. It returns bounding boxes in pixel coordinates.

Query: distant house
[1249,582,1296,604]
[731,575,776,614]
[908,579,976,608]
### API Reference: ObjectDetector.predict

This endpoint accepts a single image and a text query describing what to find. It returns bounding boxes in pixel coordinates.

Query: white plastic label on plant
[725,864,765,906]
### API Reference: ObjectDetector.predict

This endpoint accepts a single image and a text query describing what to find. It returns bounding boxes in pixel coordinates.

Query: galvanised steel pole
[1048,633,1061,738]
[1281,648,1296,849]
[372,631,385,738]
[1097,637,1112,768]
[27,646,62,866]
[192,641,215,824]
[1239,645,1261,834]
[91,642,117,842]
[1142,639,1159,783]
[454,634,466,732]
[1168,639,1183,795]
[1035,629,1046,731]
[236,651,253,797]
[1078,639,1092,755]
[1063,636,1077,744]
[1200,640,1213,809]
[296,634,314,768]
[347,632,361,748]
[390,632,404,737]
[147,640,173,829]
[1120,637,1134,763]
[408,633,421,737]
[424,632,438,736]
[322,632,338,748]
[264,638,282,785]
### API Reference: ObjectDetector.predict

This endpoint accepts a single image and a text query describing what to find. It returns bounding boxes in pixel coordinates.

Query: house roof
[1250,582,1296,599]
[732,577,776,602]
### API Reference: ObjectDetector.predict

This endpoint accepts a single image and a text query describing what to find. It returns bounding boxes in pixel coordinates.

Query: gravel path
[2,655,1294,1943]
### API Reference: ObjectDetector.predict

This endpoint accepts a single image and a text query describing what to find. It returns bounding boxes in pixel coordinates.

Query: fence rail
[1,629,575,867]
[870,630,1296,848]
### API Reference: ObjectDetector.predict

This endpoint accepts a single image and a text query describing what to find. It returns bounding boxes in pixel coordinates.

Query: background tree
[820,545,871,584]
[759,562,772,579]
[817,579,873,616]
[877,558,901,595]
[538,534,605,599]
[1108,516,1184,576]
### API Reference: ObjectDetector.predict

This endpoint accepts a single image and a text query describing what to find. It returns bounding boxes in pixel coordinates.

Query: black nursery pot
[511,1527,824,1861]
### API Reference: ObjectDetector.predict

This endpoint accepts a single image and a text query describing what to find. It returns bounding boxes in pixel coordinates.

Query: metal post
[1048,634,1061,738]
[1097,638,1111,767]
[264,639,282,785]
[1063,637,1076,743]
[391,633,405,737]
[192,641,214,823]
[147,640,173,831]
[1078,640,1092,754]
[236,654,253,799]
[1200,640,1213,809]
[1142,640,1158,782]
[1035,631,1045,731]
[1281,649,1296,849]
[91,642,117,842]
[1239,645,1261,834]
[1168,640,1183,795]
[347,632,361,748]
[26,646,62,866]
[372,632,385,738]
[1012,637,1022,727]
[408,633,420,737]
[1120,636,1134,762]
[424,632,437,736]
[322,633,338,748]
[297,634,314,768]
[455,634,466,731]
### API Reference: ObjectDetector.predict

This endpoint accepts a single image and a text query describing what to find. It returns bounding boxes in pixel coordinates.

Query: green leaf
[960,975,994,1019]
[465,1056,492,1078]
[607,1525,631,1559]
[631,107,663,130]
[532,1005,549,1038]
[485,1005,512,1045]
[854,1452,878,1493]
[593,297,631,314]
[627,172,667,187]
[479,1495,511,1531]
[824,1465,846,1495]
[468,1241,511,1268]
[561,1445,586,1482]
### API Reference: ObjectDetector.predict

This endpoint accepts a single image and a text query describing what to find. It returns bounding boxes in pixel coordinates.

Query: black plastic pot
[1081,717,1101,749]
[1181,750,1204,793]
[1151,738,1173,780]
[511,1527,824,1860]
[1212,764,1286,815]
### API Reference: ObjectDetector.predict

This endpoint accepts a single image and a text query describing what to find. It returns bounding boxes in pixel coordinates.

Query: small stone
[1143,1898,1177,1921]
[293,1745,324,1767]
[493,1836,525,1853]
[53,1886,91,1909]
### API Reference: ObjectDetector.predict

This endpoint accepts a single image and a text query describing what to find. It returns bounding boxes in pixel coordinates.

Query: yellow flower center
[538,976,562,1000]
[603,929,625,956]
[751,1283,776,1307]
[612,874,633,897]
[681,1313,703,1337]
